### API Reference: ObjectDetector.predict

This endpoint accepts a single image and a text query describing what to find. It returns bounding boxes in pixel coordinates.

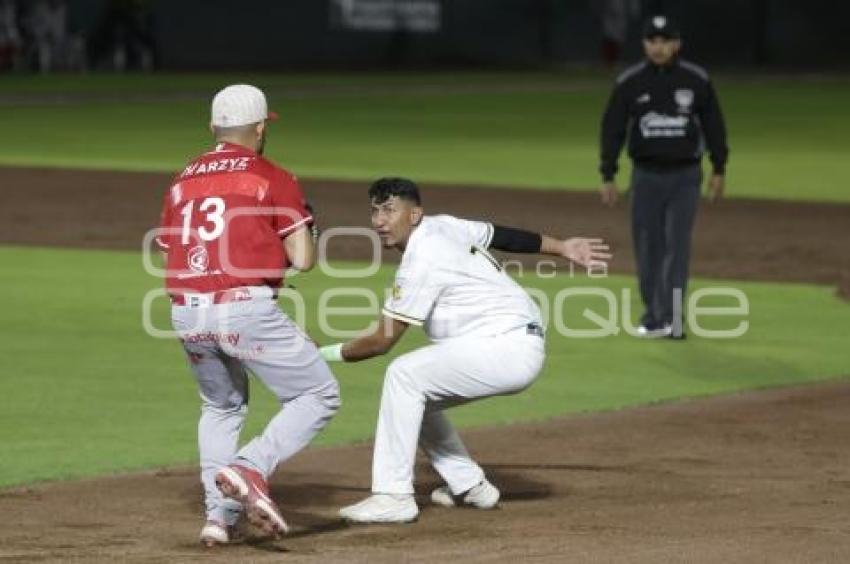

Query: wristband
[319,343,344,362]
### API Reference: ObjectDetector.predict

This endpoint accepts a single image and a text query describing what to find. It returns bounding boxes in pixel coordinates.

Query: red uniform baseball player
[156,84,340,546]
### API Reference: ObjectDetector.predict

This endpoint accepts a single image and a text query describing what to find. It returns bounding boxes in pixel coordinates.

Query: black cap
[643,15,680,40]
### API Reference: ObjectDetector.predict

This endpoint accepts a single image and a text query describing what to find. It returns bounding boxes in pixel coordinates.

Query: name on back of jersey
[181,156,251,178]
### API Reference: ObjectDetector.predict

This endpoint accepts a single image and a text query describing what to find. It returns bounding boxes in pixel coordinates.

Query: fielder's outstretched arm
[490,224,611,268]
[320,315,409,363]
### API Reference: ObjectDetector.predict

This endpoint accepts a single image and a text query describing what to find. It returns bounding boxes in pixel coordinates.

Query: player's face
[643,37,680,65]
[370,196,421,250]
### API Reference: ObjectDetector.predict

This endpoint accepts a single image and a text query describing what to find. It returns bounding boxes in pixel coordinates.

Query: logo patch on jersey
[674,88,694,112]
[187,245,209,274]
[392,283,402,301]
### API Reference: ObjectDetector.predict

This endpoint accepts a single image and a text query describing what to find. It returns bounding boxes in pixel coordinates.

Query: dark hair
[368,177,421,205]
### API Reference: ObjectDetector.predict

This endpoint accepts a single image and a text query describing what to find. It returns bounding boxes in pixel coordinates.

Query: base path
[0,167,847,286]
[1,380,848,563]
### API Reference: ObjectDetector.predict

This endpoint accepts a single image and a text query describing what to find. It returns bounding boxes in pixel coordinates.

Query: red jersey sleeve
[270,170,312,238]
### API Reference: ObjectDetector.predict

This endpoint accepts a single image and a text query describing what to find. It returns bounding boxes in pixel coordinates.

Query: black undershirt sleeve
[701,81,729,175]
[599,81,629,182]
[489,224,543,254]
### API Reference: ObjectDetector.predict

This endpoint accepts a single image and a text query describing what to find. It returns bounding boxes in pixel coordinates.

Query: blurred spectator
[25,0,66,72]
[0,0,21,71]
[89,0,155,71]
[21,0,85,72]
[594,0,640,66]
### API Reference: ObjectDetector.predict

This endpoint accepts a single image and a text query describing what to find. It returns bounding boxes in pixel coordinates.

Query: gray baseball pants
[630,164,702,334]
[171,287,340,525]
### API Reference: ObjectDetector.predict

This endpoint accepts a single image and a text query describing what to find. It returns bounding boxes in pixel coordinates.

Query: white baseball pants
[372,327,545,495]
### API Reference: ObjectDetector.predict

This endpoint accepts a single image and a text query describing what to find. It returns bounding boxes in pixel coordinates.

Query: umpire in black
[599,15,728,339]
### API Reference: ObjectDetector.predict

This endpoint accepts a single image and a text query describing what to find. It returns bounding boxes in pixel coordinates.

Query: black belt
[633,159,700,173]
[526,323,545,338]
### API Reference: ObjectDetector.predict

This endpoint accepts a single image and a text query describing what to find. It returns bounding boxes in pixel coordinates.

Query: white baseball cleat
[636,323,672,338]
[431,479,500,509]
[339,494,419,523]
[199,520,231,547]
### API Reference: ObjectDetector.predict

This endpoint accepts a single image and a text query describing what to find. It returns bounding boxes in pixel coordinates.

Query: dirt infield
[1,166,849,562]
[2,381,849,563]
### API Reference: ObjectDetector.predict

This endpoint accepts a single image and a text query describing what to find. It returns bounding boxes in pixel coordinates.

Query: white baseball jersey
[382,215,542,342]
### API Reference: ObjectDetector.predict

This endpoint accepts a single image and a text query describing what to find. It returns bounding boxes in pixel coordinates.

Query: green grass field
[1,71,848,489]
[1,71,849,201]
[1,247,846,488]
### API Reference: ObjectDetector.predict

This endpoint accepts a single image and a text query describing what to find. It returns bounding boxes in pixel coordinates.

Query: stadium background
[0,1,848,561]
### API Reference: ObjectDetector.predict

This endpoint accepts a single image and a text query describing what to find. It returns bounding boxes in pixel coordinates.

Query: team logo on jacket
[639,112,689,138]
[187,245,209,274]
[675,88,694,113]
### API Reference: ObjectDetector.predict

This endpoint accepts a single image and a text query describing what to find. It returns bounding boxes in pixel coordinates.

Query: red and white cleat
[215,464,289,536]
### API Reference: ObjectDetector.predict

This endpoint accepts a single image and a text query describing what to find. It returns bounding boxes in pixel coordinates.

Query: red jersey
[156,142,311,295]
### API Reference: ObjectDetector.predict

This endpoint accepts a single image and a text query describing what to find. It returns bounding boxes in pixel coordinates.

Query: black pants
[630,165,701,333]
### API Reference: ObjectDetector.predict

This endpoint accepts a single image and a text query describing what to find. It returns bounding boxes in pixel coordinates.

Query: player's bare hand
[707,174,725,203]
[600,182,618,207]
[561,238,611,268]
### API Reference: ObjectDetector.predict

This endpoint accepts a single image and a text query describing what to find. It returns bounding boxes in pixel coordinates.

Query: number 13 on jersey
[180,196,226,244]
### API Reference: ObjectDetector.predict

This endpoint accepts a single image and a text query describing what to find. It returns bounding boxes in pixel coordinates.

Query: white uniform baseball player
[320,178,610,523]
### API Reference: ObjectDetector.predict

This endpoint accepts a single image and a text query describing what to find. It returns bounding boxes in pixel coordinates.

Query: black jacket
[599,58,728,181]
